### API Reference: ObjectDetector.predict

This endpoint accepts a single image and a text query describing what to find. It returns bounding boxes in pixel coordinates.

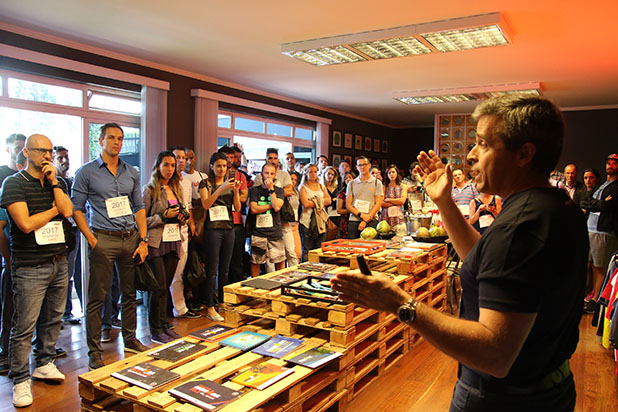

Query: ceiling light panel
[422,25,509,53]
[282,46,366,66]
[350,37,432,59]
[393,83,541,105]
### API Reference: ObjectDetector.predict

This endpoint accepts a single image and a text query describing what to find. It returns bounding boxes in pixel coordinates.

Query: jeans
[0,263,13,357]
[9,257,68,384]
[170,226,189,317]
[300,225,326,262]
[203,228,234,307]
[86,231,138,356]
[347,219,378,240]
[147,252,178,335]
[282,224,298,266]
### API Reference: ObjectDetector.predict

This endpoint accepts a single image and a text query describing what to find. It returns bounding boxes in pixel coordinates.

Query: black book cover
[169,378,241,411]
[148,340,204,362]
[111,362,180,390]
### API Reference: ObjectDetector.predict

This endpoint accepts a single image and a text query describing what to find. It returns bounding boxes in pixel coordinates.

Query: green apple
[376,221,391,234]
[416,227,430,237]
[361,227,377,240]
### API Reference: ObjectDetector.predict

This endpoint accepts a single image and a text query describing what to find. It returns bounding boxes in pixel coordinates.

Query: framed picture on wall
[332,130,341,147]
[381,159,388,170]
[344,133,353,149]
[344,155,353,166]
[332,153,342,167]
[373,138,380,153]
[382,140,388,153]
[355,135,363,150]
[364,136,372,151]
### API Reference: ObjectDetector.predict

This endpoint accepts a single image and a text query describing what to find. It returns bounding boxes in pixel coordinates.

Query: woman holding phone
[199,152,241,321]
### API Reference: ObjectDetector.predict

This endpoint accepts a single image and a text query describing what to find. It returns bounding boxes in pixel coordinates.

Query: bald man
[0,134,73,407]
[562,164,585,201]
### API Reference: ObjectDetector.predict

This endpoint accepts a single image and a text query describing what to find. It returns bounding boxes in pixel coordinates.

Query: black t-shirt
[0,171,69,267]
[199,180,234,230]
[0,165,17,188]
[249,185,284,239]
[459,187,588,384]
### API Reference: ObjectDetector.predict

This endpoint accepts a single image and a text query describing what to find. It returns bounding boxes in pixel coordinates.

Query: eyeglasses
[27,147,54,155]
[357,163,370,167]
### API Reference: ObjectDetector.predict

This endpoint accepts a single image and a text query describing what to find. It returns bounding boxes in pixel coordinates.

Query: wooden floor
[0,305,615,412]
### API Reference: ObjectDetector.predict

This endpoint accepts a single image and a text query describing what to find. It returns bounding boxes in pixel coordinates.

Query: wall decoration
[344,155,352,166]
[344,133,353,149]
[435,114,476,176]
[364,136,372,151]
[382,140,388,153]
[332,153,341,167]
[332,130,341,147]
[381,159,388,171]
[355,135,362,150]
[373,138,380,153]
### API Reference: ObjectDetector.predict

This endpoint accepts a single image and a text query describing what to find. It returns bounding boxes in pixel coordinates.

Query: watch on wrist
[140,237,149,243]
[268,189,275,194]
[397,298,419,324]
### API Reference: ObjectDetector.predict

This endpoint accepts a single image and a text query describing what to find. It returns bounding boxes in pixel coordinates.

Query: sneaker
[62,315,81,325]
[101,328,112,343]
[189,303,205,312]
[32,362,65,382]
[177,310,201,319]
[13,380,32,408]
[55,347,67,357]
[151,333,174,345]
[124,339,150,353]
[111,318,122,329]
[205,312,224,322]
[164,329,182,340]
[583,300,598,314]
[0,355,9,374]
[88,353,104,370]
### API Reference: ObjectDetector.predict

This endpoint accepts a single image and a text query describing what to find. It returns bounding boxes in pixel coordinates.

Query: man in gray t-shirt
[346,156,384,239]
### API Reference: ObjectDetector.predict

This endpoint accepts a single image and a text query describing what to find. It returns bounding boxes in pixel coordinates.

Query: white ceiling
[1,0,618,127]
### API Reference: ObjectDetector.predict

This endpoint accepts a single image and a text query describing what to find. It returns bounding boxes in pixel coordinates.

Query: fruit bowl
[377,231,396,240]
[412,235,448,243]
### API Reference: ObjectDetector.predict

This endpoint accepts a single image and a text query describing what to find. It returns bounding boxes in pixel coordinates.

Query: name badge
[256,214,274,228]
[293,208,298,222]
[105,195,132,218]
[209,205,230,221]
[35,221,65,245]
[457,205,470,216]
[388,206,403,217]
[479,214,494,228]
[354,199,370,214]
[162,224,181,242]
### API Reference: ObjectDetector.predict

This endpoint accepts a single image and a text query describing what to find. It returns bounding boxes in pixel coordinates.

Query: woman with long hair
[380,165,407,228]
[336,171,355,238]
[321,166,340,239]
[199,152,241,321]
[143,150,186,344]
[299,164,331,261]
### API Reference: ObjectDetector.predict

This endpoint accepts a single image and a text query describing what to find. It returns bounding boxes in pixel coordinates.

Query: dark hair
[261,162,277,173]
[148,150,181,204]
[230,145,242,154]
[452,167,464,174]
[285,152,294,157]
[583,168,601,180]
[218,145,233,155]
[472,95,564,175]
[16,149,26,167]
[99,123,123,139]
[409,161,419,170]
[208,152,228,186]
[6,133,26,145]
[53,145,68,153]
[356,156,369,165]
[384,164,402,185]
[169,145,186,153]
[318,155,328,161]
[266,148,279,157]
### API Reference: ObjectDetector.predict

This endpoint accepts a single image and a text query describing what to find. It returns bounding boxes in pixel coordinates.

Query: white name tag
[293,208,298,222]
[458,205,470,216]
[479,214,494,228]
[105,195,132,218]
[209,205,230,221]
[354,199,370,214]
[256,214,274,228]
[35,221,65,245]
[162,224,181,242]
[388,206,403,217]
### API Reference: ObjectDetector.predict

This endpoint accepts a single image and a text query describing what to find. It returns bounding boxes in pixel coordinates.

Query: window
[218,114,232,128]
[217,137,230,149]
[8,78,83,107]
[295,127,314,141]
[266,122,293,137]
[235,116,265,133]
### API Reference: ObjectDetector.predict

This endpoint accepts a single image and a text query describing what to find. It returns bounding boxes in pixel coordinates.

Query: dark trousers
[347,219,378,239]
[0,263,12,356]
[203,228,234,307]
[146,252,178,335]
[86,231,138,356]
[300,225,326,262]
[228,224,247,284]
[102,267,120,329]
[64,234,83,318]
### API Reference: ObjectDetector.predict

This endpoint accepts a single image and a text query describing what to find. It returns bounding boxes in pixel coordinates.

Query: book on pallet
[219,331,271,351]
[296,262,338,272]
[286,347,342,369]
[189,325,238,342]
[169,378,241,411]
[147,340,204,362]
[251,335,305,359]
[231,362,295,390]
[111,362,180,390]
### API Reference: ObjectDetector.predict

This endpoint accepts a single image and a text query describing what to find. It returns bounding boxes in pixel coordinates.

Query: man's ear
[517,143,537,167]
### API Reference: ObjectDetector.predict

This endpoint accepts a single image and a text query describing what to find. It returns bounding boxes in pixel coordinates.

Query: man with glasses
[71,123,149,370]
[346,156,384,239]
[0,135,73,407]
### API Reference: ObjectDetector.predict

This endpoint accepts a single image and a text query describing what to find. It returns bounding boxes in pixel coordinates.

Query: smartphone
[227,167,235,182]
[356,254,372,276]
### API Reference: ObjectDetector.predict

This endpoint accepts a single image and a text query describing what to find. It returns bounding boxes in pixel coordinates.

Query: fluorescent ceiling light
[281,12,509,66]
[393,83,542,105]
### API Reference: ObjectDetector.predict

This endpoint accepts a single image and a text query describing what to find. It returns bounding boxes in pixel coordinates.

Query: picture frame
[355,135,363,150]
[344,155,353,166]
[332,153,342,167]
[382,139,388,153]
[381,159,388,171]
[344,133,353,149]
[364,136,372,151]
[332,130,341,147]
[373,138,380,153]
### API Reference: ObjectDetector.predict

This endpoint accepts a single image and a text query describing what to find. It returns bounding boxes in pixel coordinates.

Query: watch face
[398,306,413,323]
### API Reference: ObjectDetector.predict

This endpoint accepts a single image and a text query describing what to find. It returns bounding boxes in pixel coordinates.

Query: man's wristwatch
[397,298,419,324]
[140,237,149,243]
